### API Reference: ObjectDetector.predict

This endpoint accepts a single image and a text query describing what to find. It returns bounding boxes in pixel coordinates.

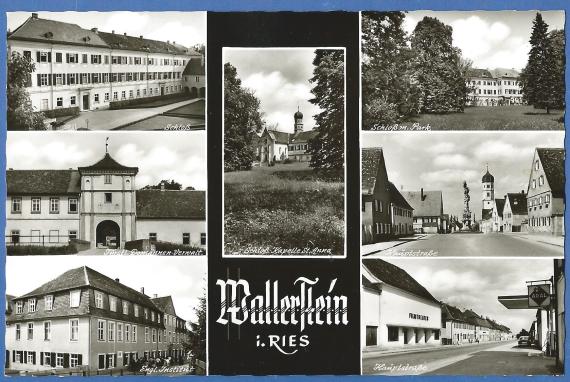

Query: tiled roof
[388,182,413,211]
[506,193,528,215]
[18,266,159,311]
[362,148,386,195]
[151,296,177,316]
[362,275,382,293]
[494,198,505,217]
[290,130,318,143]
[467,68,493,78]
[267,129,290,145]
[537,148,565,198]
[402,190,443,217]
[183,57,205,75]
[442,303,466,322]
[7,169,81,195]
[8,16,108,47]
[9,15,198,55]
[491,68,520,79]
[363,259,439,304]
[78,153,138,174]
[136,190,205,219]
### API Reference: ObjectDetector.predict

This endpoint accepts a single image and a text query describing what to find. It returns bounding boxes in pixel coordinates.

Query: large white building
[6,150,206,251]
[466,68,524,106]
[362,259,442,351]
[7,13,204,113]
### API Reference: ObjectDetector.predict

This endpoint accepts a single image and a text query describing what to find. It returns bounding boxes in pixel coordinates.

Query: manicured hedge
[109,94,187,110]
[41,106,80,119]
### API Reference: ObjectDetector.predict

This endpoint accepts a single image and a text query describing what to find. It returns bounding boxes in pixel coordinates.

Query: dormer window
[28,298,37,312]
[95,291,103,309]
[44,295,53,311]
[16,301,23,314]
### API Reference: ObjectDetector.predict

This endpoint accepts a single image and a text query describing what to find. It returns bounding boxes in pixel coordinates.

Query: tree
[7,52,45,130]
[187,287,206,362]
[141,180,183,190]
[520,13,564,113]
[224,63,264,171]
[307,49,345,170]
[361,12,420,126]
[192,43,206,56]
[411,17,469,113]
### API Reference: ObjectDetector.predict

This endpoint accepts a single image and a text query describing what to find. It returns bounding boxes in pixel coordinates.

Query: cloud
[433,154,471,168]
[473,140,533,163]
[420,169,479,187]
[430,142,457,154]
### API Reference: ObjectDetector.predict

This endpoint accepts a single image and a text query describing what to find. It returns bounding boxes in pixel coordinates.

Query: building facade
[526,148,565,236]
[466,68,524,107]
[502,192,528,232]
[402,189,446,234]
[6,151,206,250]
[6,266,189,373]
[362,259,442,351]
[361,148,414,244]
[481,168,495,233]
[492,198,505,232]
[7,13,203,113]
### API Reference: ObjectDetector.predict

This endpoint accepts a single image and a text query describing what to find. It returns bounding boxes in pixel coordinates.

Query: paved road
[365,233,563,257]
[364,341,558,376]
[61,98,202,131]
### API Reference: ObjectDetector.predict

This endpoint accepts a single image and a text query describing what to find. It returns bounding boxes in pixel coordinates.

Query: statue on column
[462,181,472,230]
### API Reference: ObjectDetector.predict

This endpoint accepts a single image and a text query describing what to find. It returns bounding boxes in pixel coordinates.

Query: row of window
[11,196,78,214]
[96,319,185,344]
[290,144,309,151]
[97,349,183,371]
[11,350,82,368]
[15,320,79,341]
[27,50,188,67]
[530,216,553,227]
[452,322,474,330]
[469,80,520,87]
[35,71,183,87]
[528,193,551,212]
[475,89,523,95]
[531,175,546,189]
[364,325,440,346]
[15,290,82,314]
[48,85,184,110]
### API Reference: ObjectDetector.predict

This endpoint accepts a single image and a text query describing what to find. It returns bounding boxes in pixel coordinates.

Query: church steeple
[482,165,495,211]
[293,106,303,134]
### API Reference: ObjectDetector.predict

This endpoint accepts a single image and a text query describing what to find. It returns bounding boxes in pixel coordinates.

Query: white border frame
[221,46,348,259]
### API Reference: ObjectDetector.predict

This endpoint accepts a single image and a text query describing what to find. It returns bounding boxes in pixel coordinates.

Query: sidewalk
[505,232,564,248]
[362,234,427,256]
[362,340,512,359]
[61,98,201,131]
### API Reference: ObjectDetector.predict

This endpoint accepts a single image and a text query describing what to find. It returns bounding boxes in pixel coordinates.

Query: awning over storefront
[498,295,531,309]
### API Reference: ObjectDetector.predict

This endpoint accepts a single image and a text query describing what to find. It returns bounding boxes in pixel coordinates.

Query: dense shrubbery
[109,93,188,110]
[42,106,80,119]
[7,243,79,256]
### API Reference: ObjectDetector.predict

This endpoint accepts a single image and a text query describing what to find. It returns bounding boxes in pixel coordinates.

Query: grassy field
[224,162,345,256]
[401,106,564,130]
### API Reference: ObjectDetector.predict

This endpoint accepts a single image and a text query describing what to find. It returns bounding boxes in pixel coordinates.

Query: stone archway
[96,220,120,248]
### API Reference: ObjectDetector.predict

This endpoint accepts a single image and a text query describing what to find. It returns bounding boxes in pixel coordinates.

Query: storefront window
[365,326,377,346]
[387,326,399,342]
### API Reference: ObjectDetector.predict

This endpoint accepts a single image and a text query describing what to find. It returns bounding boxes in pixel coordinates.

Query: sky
[402,11,565,71]
[7,132,207,190]
[361,131,564,219]
[7,256,206,323]
[385,258,554,335]
[7,11,206,48]
[224,48,336,133]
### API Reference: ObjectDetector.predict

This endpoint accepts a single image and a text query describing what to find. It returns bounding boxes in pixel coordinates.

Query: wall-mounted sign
[528,284,551,308]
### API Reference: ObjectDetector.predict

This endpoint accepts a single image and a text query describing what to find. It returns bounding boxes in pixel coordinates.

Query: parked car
[518,335,530,346]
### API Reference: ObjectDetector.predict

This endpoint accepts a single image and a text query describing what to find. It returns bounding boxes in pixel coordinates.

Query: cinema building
[7,13,204,113]
[5,266,189,374]
[5,149,206,251]
[362,259,442,351]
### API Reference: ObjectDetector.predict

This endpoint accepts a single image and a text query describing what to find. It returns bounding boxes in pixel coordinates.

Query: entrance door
[161,86,165,96]
[96,220,121,248]
[403,329,409,344]
[82,94,89,110]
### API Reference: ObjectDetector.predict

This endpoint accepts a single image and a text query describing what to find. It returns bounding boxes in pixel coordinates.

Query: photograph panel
[361,11,565,131]
[7,12,206,131]
[362,257,564,376]
[223,47,346,257]
[6,131,207,255]
[361,131,565,257]
[5,256,206,376]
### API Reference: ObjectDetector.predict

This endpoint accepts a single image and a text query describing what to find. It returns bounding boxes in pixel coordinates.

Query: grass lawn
[399,105,564,130]
[224,162,345,256]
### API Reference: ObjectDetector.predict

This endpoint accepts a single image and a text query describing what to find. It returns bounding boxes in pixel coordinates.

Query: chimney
[115,278,120,283]
[153,294,158,298]
[140,287,145,295]
[91,28,98,34]
[112,30,115,34]
[31,13,38,19]
[123,32,127,36]
[139,35,143,39]
[160,183,165,192]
